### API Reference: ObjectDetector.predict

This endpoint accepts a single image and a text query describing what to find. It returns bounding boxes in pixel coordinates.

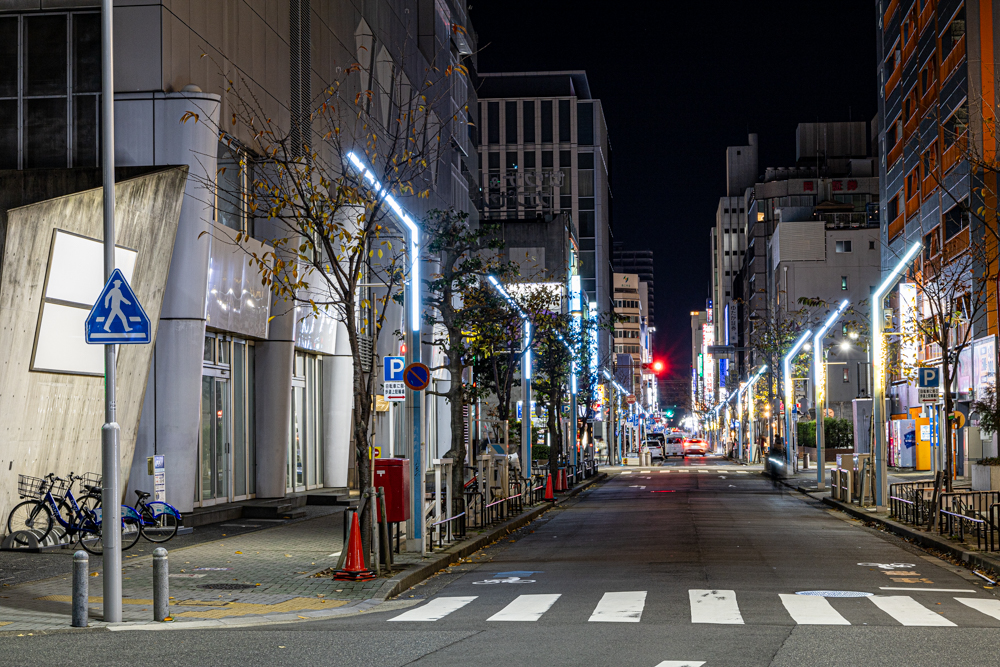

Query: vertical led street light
[783,330,812,469]
[871,242,922,508]
[813,300,849,489]
[746,365,768,462]
[487,276,533,477]
[345,150,423,546]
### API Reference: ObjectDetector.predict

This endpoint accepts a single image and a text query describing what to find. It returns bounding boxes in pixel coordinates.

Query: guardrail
[888,480,938,526]
[938,491,1000,550]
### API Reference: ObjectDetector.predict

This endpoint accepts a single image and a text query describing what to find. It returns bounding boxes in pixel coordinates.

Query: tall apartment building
[612,243,655,325]
[477,71,613,362]
[0,1,479,525]
[876,0,1000,463]
[613,272,654,410]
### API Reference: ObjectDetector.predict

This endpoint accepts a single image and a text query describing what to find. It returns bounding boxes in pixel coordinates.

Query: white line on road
[654,662,706,667]
[388,596,477,622]
[779,593,850,625]
[689,589,744,624]
[328,551,342,558]
[588,591,647,622]
[879,587,976,593]
[955,597,1000,621]
[869,595,956,626]
[487,594,561,621]
[659,470,670,473]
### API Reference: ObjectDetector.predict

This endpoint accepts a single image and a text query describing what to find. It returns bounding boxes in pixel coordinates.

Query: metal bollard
[153,547,169,622]
[72,550,88,627]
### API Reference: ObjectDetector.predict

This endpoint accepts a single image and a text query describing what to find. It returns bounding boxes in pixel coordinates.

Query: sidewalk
[774,464,1000,579]
[0,474,607,633]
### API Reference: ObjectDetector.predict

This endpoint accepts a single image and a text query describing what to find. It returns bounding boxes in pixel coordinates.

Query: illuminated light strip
[782,329,812,460]
[346,151,420,331]
[814,299,850,419]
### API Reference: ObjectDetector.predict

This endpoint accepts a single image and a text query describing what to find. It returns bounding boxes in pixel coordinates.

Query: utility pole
[100,0,122,623]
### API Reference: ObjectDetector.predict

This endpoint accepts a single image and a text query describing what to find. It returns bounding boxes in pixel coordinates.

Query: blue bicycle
[79,486,182,543]
[6,473,141,554]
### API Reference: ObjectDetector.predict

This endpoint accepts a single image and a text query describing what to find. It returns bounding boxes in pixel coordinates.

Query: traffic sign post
[85,269,151,343]
[403,362,431,391]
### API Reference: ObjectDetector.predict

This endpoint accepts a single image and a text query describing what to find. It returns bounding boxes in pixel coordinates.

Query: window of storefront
[197,334,256,505]
[288,350,324,492]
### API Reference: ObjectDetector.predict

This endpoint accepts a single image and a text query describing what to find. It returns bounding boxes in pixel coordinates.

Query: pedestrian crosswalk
[387,590,1000,627]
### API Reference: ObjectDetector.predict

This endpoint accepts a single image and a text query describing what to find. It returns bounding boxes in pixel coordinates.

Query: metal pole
[100,0,122,624]
[153,547,169,622]
[72,550,89,627]
[521,321,532,478]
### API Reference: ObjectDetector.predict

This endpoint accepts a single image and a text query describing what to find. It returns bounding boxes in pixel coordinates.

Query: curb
[376,472,608,601]
[778,476,1000,577]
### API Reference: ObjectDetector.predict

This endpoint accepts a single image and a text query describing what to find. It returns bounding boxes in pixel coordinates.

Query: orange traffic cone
[561,469,569,490]
[544,473,555,501]
[333,512,376,581]
[554,469,565,492]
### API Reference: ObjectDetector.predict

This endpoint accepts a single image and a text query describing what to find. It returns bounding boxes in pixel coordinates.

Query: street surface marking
[688,589,743,625]
[698,470,709,474]
[659,470,670,473]
[689,589,744,624]
[858,562,915,569]
[955,598,1000,621]
[388,596,477,622]
[654,663,706,667]
[622,471,633,475]
[779,593,850,625]
[879,587,976,593]
[736,471,749,474]
[588,591,646,622]
[487,594,561,621]
[869,595,956,626]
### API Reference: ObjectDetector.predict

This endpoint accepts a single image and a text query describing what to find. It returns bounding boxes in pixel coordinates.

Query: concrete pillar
[324,321,354,488]
[255,309,294,498]
[116,91,219,512]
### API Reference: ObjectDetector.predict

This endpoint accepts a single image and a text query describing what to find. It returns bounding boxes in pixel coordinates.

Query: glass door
[288,351,324,492]
[200,374,231,504]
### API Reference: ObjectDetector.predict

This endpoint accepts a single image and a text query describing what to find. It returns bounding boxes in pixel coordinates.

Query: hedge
[797,418,853,449]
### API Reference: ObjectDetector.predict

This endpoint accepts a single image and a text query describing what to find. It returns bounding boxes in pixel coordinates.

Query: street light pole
[100,0,122,624]
[813,300,850,489]
[871,242,922,508]
[783,330,813,471]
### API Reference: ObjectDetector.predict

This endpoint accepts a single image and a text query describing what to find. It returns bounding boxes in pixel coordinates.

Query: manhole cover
[796,590,873,598]
[198,583,256,590]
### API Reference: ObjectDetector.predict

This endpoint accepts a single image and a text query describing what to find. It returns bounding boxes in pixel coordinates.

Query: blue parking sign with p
[384,356,405,382]
[919,367,939,388]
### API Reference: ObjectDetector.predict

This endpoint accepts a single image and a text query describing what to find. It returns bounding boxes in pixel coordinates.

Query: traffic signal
[665,409,674,418]
[642,360,666,374]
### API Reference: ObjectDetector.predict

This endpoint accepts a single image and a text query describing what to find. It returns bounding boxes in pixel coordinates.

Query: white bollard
[72,550,88,627]
[153,547,169,621]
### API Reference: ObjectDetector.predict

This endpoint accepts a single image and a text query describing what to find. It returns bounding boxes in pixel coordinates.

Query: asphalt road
[5,462,1000,667]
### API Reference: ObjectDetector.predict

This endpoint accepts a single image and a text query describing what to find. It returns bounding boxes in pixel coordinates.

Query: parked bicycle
[6,473,141,555]
[76,486,182,544]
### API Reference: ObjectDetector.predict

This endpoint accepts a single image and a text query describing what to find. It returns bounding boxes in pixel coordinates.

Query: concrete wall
[0,167,187,523]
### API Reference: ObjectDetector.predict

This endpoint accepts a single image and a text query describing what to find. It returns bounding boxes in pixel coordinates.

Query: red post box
[374,458,410,523]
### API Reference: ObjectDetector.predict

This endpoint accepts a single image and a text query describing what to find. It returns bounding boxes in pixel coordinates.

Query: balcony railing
[818,212,879,229]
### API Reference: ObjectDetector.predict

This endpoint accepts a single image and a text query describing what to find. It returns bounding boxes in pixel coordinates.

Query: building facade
[0,0,480,527]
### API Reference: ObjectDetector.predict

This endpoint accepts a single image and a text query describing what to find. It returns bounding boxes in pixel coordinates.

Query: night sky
[471,2,877,380]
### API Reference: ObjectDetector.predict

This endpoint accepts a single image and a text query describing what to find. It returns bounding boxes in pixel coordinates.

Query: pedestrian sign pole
[98,0,121,624]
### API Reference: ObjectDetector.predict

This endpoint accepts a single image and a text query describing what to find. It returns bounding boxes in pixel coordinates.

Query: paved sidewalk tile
[0,510,429,632]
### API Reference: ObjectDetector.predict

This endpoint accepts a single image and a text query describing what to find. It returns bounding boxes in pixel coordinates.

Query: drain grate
[198,583,257,590]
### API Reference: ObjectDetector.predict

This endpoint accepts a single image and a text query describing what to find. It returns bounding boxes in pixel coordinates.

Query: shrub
[797,418,854,449]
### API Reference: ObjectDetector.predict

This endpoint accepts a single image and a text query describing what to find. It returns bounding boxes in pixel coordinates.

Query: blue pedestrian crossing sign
[85,268,151,344]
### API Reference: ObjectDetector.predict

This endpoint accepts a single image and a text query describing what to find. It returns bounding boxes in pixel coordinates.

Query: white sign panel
[383,356,406,402]
[918,387,940,404]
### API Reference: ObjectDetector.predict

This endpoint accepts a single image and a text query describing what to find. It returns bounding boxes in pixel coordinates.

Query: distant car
[642,441,663,459]
[663,435,685,458]
[683,438,708,456]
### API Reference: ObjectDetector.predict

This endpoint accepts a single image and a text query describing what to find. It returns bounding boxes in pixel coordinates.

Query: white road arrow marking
[628,485,646,489]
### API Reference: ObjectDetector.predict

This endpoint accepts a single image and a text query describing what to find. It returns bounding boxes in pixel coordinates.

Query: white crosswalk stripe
[588,591,647,622]
[869,595,956,626]
[689,589,744,624]
[779,593,850,625]
[388,596,477,622]
[955,597,1000,621]
[384,590,990,627]
[487,594,561,622]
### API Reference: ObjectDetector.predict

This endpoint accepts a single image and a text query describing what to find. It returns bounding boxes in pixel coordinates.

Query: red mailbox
[374,458,410,523]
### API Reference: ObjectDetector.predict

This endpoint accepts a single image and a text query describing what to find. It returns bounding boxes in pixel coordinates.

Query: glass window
[487,101,499,144]
[488,152,500,169]
[217,140,251,232]
[203,336,215,363]
[24,15,67,96]
[841,276,848,291]
[577,102,593,145]
[523,100,535,143]
[233,342,247,497]
[835,240,852,253]
[247,345,256,494]
[505,151,517,170]
[541,100,553,142]
[24,98,67,169]
[523,151,535,169]
[579,211,595,236]
[505,101,517,144]
[578,152,594,170]
[578,170,594,198]
[558,99,570,142]
[541,151,553,168]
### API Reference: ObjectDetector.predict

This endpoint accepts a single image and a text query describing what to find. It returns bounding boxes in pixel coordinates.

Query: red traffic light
[652,360,664,373]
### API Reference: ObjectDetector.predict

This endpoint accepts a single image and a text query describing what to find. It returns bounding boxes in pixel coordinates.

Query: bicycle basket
[17,475,45,499]
[47,477,71,500]
[81,472,103,492]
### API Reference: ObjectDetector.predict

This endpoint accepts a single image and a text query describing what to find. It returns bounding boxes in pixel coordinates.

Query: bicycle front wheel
[78,511,141,555]
[7,501,53,546]
[140,503,179,543]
